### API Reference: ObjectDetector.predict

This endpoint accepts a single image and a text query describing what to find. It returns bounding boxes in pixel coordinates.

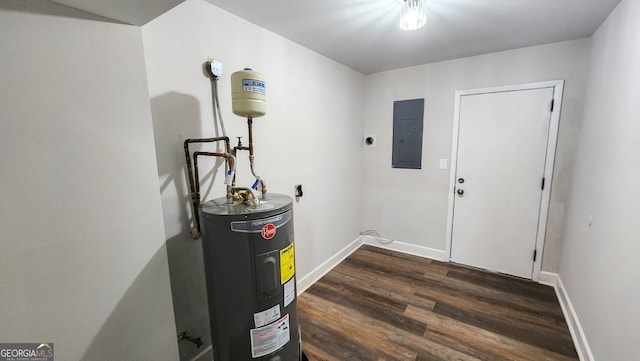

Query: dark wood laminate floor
[298,245,578,361]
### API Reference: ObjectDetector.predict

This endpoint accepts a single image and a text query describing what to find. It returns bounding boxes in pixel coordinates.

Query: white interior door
[450,87,554,279]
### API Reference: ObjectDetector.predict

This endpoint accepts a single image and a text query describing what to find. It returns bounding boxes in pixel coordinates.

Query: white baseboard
[538,271,558,287]
[295,236,446,296]
[195,238,363,361]
[362,236,446,261]
[200,246,586,361]
[539,271,594,361]
[190,345,212,361]
[296,237,363,295]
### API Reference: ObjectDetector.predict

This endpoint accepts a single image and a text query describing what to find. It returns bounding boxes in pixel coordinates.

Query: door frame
[444,80,564,281]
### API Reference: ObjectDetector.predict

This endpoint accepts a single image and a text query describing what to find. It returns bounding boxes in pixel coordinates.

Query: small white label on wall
[439,159,448,170]
[283,277,296,307]
[250,314,290,358]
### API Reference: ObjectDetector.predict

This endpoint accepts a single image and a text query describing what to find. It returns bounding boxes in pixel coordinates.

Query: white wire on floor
[360,229,394,245]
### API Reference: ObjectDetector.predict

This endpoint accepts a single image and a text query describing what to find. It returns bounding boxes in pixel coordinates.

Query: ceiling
[49,0,184,25]
[49,0,620,74]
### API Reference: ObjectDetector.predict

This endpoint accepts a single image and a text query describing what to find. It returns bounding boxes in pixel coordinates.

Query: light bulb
[400,0,426,31]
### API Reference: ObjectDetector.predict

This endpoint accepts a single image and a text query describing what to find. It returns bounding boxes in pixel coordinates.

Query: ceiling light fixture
[399,0,426,31]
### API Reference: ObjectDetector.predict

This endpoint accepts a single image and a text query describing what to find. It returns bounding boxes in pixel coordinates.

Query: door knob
[457,188,464,196]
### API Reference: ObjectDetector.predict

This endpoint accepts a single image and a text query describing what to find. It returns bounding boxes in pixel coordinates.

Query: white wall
[558,0,640,359]
[0,1,178,360]
[3,1,629,359]
[141,0,365,358]
[362,39,590,271]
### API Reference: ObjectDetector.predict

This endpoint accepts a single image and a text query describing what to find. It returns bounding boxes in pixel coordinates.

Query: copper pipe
[193,151,235,210]
[245,117,268,195]
[183,137,231,238]
[247,117,254,156]
[231,186,259,208]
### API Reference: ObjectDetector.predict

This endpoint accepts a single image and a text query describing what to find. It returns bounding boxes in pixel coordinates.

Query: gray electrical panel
[392,98,424,169]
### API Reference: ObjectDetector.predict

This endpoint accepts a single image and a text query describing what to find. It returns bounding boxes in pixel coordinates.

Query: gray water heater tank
[200,194,300,361]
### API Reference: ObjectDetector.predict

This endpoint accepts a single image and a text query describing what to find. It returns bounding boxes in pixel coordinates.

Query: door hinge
[533,249,537,262]
[550,99,555,112]
[541,177,545,190]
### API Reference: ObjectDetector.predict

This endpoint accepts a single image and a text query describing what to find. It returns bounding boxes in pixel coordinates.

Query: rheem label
[261,224,276,239]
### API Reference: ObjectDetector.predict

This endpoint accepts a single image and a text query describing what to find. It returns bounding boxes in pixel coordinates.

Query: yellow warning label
[280,243,295,284]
